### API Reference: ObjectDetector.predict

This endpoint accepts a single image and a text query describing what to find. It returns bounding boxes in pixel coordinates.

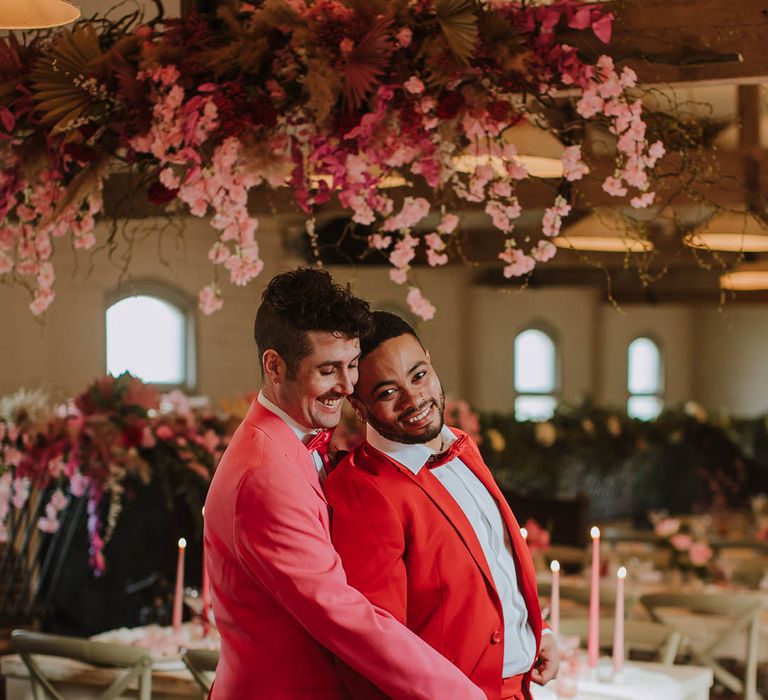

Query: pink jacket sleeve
[233,466,486,700]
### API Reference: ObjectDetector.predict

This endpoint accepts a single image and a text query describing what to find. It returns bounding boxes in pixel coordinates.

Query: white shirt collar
[258,391,319,443]
[366,424,457,475]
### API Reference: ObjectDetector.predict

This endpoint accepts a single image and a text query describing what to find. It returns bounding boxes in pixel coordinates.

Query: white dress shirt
[257,392,326,480]
[367,423,538,677]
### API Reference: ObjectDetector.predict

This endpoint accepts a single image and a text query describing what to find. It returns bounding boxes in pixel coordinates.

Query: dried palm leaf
[343,14,394,110]
[30,24,106,133]
[481,11,527,70]
[436,0,478,66]
[0,33,25,103]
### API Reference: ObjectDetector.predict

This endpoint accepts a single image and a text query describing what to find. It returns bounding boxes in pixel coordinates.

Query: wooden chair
[558,616,683,665]
[11,629,153,700]
[542,545,588,573]
[182,647,218,698]
[538,581,640,617]
[640,592,762,700]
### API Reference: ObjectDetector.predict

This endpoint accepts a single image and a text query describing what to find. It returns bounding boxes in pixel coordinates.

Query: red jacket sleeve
[233,463,484,700]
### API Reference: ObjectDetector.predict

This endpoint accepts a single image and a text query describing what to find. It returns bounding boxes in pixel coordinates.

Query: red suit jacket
[204,401,485,699]
[325,428,543,700]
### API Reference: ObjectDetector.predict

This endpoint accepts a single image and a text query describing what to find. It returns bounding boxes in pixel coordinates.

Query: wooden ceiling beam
[584,0,768,85]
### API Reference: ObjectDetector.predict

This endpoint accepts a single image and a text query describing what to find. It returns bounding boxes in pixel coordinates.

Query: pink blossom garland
[0,1,667,319]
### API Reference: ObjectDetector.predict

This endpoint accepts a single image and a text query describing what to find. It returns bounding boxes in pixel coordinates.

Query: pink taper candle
[172,537,186,631]
[201,508,211,636]
[613,566,627,676]
[588,526,600,668]
[550,560,560,638]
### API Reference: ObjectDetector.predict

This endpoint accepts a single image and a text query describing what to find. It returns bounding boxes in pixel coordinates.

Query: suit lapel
[246,400,327,504]
[361,441,501,609]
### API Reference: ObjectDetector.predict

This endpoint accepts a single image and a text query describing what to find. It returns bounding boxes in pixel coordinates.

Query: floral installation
[480,401,756,516]
[522,517,550,554]
[0,374,230,574]
[650,514,714,580]
[0,0,666,320]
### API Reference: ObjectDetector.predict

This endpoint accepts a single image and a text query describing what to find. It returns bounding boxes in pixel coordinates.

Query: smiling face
[265,330,361,430]
[352,333,445,447]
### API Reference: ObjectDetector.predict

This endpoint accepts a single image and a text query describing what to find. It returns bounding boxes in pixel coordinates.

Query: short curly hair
[254,268,372,378]
[359,311,423,360]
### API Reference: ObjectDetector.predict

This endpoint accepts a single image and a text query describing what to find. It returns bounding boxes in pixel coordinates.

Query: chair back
[0,484,85,626]
[640,591,762,700]
[182,648,219,698]
[538,581,639,616]
[557,616,683,665]
[11,629,152,700]
[543,545,588,573]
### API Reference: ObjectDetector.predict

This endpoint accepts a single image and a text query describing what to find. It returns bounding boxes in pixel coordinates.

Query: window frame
[626,334,664,420]
[105,280,197,393]
[512,323,560,421]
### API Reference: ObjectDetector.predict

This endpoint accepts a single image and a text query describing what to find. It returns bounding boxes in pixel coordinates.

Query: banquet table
[531,661,713,700]
[537,571,768,663]
[1,654,712,700]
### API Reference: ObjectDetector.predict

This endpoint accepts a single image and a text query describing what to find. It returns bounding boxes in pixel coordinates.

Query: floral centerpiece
[0,0,664,320]
[0,374,230,574]
[652,515,714,582]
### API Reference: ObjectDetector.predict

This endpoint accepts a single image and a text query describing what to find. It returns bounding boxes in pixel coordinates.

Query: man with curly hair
[204,269,485,699]
[325,311,559,700]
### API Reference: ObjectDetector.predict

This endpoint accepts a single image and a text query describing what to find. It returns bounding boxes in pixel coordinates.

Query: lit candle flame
[178,537,187,549]
[591,526,600,539]
[520,527,528,540]
[617,566,627,579]
[201,506,205,517]
[551,560,560,573]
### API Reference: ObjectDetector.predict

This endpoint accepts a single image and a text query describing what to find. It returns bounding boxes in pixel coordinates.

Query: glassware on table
[555,634,581,698]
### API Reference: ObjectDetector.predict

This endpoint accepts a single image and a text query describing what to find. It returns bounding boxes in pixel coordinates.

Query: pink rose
[404,76,425,95]
[688,542,713,567]
[155,424,174,441]
[670,533,693,551]
[654,517,681,537]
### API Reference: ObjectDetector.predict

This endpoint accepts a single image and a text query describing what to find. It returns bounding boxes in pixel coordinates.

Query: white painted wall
[466,286,600,412]
[0,216,299,401]
[3,221,768,416]
[692,306,768,416]
[598,304,693,410]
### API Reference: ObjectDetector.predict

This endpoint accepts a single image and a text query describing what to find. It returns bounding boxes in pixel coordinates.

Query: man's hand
[531,632,560,685]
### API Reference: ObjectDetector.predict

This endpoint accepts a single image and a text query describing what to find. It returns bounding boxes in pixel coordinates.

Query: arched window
[106,284,196,390]
[513,327,558,421]
[627,336,663,420]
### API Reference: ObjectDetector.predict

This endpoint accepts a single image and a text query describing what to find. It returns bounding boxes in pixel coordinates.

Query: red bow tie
[425,433,467,469]
[303,430,333,456]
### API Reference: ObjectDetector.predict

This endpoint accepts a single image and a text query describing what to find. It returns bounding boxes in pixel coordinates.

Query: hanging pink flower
[406,286,436,321]
[499,247,535,277]
[199,284,224,315]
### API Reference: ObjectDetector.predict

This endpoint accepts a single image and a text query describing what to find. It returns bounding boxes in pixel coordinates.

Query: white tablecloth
[531,661,712,700]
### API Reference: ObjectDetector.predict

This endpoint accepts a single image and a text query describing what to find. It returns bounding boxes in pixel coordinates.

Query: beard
[365,388,446,445]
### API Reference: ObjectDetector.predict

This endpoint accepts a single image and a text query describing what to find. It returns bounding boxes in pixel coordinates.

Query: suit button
[491,631,503,644]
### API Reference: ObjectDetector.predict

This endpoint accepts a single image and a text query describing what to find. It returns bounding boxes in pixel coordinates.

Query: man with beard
[204,271,485,699]
[325,311,559,700]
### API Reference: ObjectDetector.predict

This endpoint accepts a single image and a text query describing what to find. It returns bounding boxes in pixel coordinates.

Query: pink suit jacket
[325,429,544,700]
[204,400,485,699]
